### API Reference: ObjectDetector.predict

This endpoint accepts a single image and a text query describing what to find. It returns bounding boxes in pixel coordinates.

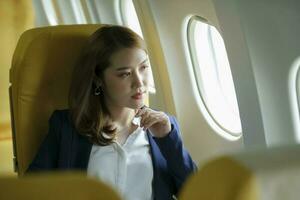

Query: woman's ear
[93,75,104,96]
[93,75,103,87]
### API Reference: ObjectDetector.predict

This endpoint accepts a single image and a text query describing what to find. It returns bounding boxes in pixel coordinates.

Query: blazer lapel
[71,129,93,170]
[147,131,168,199]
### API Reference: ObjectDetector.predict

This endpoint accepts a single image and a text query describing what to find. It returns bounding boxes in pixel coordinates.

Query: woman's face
[102,47,150,110]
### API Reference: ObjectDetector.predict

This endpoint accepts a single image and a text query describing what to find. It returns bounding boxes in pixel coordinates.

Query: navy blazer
[28,110,197,200]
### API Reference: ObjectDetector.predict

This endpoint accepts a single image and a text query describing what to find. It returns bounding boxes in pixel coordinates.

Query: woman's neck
[107,106,136,129]
[106,106,139,145]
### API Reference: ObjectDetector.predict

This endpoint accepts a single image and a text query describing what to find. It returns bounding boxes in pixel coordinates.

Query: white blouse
[87,127,153,200]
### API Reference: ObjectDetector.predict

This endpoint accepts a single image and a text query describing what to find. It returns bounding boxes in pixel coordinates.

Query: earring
[94,86,102,96]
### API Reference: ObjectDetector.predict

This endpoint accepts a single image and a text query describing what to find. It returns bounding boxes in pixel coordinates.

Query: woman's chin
[127,101,144,109]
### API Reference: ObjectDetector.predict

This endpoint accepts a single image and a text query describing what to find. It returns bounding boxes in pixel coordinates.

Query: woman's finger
[143,113,162,128]
[135,105,147,117]
[140,109,151,127]
[143,116,161,130]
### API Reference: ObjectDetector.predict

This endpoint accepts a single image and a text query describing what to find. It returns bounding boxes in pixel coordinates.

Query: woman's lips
[131,92,144,99]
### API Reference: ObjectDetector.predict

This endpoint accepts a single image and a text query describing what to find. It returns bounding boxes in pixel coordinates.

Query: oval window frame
[186,15,242,139]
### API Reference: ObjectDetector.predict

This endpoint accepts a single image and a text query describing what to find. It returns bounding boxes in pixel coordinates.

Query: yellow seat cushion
[10,25,102,175]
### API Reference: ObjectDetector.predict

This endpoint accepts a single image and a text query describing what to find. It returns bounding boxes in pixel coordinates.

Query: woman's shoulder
[49,109,73,127]
[48,109,79,140]
[51,109,70,117]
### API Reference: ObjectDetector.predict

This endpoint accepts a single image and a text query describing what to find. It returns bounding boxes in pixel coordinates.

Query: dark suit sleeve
[153,115,197,192]
[26,110,62,172]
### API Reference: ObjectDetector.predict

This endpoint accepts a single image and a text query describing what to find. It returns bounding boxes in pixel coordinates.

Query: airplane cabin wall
[33,0,121,26]
[214,0,300,147]
[90,0,122,25]
[135,0,244,165]
[31,0,300,165]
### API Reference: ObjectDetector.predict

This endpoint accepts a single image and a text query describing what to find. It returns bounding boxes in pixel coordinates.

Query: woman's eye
[141,65,149,70]
[119,72,131,78]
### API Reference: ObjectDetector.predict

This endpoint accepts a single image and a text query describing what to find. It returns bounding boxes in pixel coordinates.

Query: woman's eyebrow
[116,66,131,71]
[115,58,148,71]
[140,58,148,64]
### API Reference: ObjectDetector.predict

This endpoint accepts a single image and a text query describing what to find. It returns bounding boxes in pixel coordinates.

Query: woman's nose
[132,72,143,88]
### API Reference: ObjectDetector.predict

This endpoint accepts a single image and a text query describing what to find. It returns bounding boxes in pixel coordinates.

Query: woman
[27,25,196,200]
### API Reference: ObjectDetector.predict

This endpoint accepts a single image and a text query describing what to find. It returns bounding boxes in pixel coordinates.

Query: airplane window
[50,0,87,24]
[119,0,156,94]
[33,0,89,26]
[296,64,300,120]
[70,0,87,24]
[187,16,242,138]
[119,0,143,38]
[33,0,58,26]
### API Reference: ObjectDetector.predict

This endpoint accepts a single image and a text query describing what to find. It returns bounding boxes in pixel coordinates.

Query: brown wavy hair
[69,25,146,145]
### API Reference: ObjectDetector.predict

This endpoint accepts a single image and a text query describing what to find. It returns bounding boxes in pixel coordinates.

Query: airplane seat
[0,172,121,200]
[179,144,300,200]
[9,24,102,176]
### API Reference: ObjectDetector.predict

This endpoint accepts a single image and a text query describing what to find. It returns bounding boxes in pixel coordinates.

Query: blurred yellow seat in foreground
[179,144,300,200]
[0,172,121,200]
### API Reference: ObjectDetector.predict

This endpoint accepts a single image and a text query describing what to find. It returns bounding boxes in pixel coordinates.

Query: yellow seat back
[9,25,102,176]
[179,144,300,200]
[0,172,121,200]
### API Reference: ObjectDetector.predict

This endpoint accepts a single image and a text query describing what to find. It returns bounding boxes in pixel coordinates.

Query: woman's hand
[135,106,171,138]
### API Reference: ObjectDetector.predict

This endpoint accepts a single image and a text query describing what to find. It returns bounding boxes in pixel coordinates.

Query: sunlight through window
[119,0,156,94]
[188,16,242,138]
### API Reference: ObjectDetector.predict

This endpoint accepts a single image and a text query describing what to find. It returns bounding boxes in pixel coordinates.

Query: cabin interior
[1,0,300,199]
